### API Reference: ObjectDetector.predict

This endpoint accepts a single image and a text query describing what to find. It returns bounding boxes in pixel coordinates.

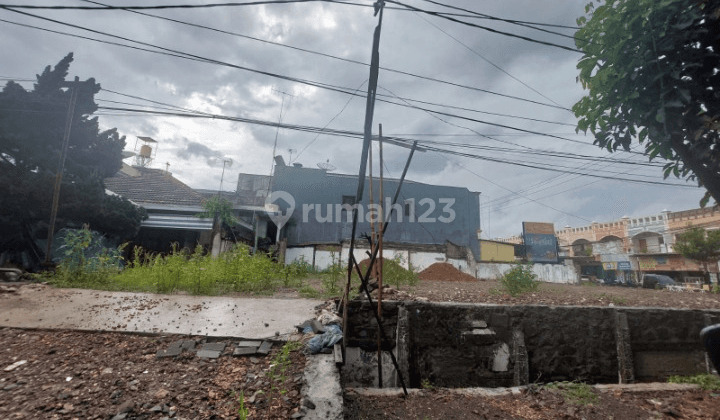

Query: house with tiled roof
[104,163,214,252]
[105,163,272,253]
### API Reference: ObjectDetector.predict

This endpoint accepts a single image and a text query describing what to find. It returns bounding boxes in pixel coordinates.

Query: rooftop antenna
[288,148,297,165]
[269,88,295,178]
[217,157,233,194]
[164,162,171,173]
[317,159,336,171]
[133,136,157,167]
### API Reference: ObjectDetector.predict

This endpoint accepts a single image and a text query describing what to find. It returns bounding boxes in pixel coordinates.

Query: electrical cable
[79,0,571,114]
[413,10,565,108]
[386,0,582,53]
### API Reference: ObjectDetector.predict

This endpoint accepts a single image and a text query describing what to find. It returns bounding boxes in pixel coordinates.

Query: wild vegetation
[40,229,419,298]
[496,262,539,297]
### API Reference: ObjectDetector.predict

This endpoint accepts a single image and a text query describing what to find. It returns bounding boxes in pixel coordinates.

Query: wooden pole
[45,78,79,264]
[377,123,384,387]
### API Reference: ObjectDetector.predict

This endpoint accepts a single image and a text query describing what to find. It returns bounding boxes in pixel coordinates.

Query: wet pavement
[0,284,322,339]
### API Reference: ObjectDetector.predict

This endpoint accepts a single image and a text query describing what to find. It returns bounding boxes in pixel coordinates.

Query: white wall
[285,247,314,267]
[476,262,578,284]
[287,246,578,284]
[408,252,446,272]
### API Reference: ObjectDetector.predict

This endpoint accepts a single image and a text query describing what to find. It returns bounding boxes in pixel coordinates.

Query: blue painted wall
[271,165,481,260]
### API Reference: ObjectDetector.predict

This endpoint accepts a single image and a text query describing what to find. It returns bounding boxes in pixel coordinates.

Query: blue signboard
[523,233,558,263]
[617,261,631,270]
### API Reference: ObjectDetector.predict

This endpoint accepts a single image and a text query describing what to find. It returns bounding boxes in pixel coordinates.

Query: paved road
[0,284,322,339]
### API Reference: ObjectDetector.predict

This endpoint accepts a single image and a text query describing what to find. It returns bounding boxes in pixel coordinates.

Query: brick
[232,347,258,357]
[197,350,222,359]
[257,341,273,355]
[237,340,262,348]
[200,342,226,352]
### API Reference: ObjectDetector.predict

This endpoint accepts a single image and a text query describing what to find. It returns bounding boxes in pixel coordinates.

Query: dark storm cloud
[175,138,224,164]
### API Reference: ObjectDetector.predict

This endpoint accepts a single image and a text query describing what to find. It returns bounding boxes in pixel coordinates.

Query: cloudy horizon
[1,0,705,240]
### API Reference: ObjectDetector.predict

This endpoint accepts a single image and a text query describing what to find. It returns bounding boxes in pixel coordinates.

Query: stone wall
[343,301,720,388]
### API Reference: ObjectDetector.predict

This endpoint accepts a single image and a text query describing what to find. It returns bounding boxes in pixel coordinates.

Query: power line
[0,8,574,129]
[0,0,343,10]
[86,103,694,188]
[433,152,593,223]
[414,11,565,108]
[416,0,584,43]
[293,79,367,162]
[79,0,572,112]
[387,0,582,53]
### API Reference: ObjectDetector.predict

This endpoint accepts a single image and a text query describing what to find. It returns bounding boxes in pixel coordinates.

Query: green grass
[668,374,720,390]
[40,236,419,299]
[546,381,598,406]
[43,242,314,296]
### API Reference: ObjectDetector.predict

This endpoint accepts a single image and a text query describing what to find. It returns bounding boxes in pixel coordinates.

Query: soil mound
[418,262,477,282]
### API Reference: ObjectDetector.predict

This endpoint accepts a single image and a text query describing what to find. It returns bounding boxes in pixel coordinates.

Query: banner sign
[603,262,617,270]
[617,261,632,270]
[522,221,558,263]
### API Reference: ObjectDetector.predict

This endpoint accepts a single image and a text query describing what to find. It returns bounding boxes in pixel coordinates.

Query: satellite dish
[121,151,136,159]
[317,159,336,171]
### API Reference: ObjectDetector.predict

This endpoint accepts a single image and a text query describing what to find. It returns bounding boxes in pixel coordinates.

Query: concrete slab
[200,342,226,352]
[156,347,182,359]
[302,354,343,420]
[237,340,262,348]
[197,349,222,359]
[233,347,258,357]
[257,340,273,355]
[0,285,322,339]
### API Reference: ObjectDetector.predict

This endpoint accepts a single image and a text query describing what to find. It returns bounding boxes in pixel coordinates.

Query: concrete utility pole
[343,0,386,349]
[44,77,80,265]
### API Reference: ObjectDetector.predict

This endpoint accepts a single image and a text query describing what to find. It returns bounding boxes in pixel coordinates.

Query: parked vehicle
[641,274,677,289]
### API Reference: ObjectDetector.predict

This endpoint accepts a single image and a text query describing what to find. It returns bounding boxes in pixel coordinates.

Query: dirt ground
[379,278,720,310]
[344,387,720,420]
[0,327,306,420]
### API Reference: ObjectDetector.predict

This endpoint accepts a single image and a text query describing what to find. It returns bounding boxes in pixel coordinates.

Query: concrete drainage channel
[340,301,720,392]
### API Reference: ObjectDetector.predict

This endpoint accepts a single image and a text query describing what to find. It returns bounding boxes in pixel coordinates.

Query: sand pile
[418,262,477,282]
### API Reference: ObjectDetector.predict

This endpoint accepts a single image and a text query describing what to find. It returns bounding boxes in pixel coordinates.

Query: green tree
[573,0,720,205]
[0,53,146,266]
[673,226,720,283]
[195,196,239,227]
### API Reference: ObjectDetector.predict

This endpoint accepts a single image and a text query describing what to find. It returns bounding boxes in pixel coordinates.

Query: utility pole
[44,77,80,265]
[342,0,386,373]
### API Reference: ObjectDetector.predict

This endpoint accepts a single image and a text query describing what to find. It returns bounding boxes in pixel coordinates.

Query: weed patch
[498,263,539,297]
[668,374,720,390]
[546,381,598,405]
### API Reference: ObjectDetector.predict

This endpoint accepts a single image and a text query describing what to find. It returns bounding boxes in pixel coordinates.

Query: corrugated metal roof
[141,214,213,230]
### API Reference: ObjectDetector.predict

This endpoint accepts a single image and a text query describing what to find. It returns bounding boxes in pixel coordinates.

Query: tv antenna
[317,159,336,171]
[288,148,297,164]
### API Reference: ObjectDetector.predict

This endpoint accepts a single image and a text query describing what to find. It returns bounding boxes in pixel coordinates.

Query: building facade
[269,161,482,260]
[547,207,720,284]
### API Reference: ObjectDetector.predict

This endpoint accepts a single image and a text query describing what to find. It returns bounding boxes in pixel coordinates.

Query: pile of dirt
[418,262,477,282]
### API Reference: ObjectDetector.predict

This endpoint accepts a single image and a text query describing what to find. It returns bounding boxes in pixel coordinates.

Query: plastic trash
[306,324,343,354]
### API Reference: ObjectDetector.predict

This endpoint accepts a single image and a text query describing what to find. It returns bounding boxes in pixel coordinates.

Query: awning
[141,214,213,230]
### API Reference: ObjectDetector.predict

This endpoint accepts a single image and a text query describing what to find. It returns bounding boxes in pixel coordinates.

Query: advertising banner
[522,222,558,263]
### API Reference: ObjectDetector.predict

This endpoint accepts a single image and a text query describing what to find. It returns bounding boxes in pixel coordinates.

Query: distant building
[500,207,720,285]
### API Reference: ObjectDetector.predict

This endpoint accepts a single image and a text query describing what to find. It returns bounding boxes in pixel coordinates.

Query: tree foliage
[0,53,147,263]
[195,196,239,227]
[573,0,720,205]
[673,225,720,269]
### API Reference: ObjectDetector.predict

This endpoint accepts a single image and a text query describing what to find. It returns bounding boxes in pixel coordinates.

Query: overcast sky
[1,0,705,239]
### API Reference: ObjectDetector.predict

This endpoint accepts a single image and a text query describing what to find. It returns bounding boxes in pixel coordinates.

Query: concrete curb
[345,382,701,398]
[301,353,343,420]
